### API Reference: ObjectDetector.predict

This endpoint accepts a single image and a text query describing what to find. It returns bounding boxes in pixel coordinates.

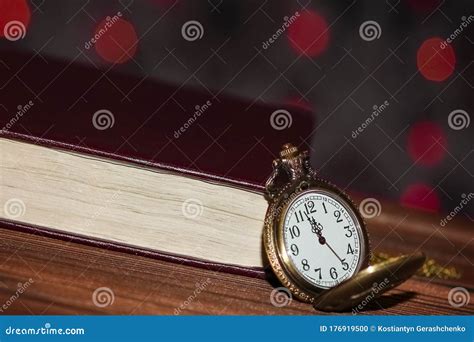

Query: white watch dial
[282,190,364,289]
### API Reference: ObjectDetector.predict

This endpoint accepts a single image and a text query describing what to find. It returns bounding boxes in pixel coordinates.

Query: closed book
[1,51,472,289]
[0,50,312,277]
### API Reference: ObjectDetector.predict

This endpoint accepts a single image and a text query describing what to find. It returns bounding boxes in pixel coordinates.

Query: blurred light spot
[0,0,30,38]
[407,121,446,166]
[285,96,313,112]
[95,18,138,64]
[287,10,329,57]
[401,183,440,212]
[417,37,455,82]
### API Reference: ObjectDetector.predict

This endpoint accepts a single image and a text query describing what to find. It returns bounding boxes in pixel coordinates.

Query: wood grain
[0,228,472,315]
[366,199,474,288]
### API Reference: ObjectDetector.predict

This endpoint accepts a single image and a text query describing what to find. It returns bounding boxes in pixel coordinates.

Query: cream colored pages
[0,138,266,268]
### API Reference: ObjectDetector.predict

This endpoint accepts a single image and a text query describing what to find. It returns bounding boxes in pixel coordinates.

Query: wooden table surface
[0,227,472,315]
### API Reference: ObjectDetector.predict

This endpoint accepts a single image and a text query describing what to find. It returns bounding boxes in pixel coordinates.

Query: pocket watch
[263,143,425,311]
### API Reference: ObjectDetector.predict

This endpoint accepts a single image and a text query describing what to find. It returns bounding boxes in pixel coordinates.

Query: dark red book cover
[0,50,314,276]
[0,50,313,190]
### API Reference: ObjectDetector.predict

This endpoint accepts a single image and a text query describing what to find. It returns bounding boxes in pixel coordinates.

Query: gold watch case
[263,144,371,304]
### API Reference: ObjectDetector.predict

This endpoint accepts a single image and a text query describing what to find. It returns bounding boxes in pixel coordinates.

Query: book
[0,50,313,276]
[1,51,472,288]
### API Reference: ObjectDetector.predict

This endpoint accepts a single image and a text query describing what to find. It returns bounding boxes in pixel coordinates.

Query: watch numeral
[347,243,354,255]
[341,259,349,271]
[295,210,304,223]
[304,201,316,214]
[330,267,338,279]
[334,210,343,223]
[322,202,328,214]
[343,225,352,237]
[289,225,300,239]
[314,267,322,280]
[290,244,299,256]
[301,259,310,271]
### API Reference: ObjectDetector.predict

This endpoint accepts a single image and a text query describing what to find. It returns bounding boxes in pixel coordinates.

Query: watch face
[281,189,365,289]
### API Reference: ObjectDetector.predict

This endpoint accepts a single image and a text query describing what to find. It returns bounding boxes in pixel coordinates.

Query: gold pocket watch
[264,143,425,311]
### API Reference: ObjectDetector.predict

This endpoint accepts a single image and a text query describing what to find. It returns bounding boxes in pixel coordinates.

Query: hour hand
[304,213,319,233]
[309,218,326,245]
[309,217,322,234]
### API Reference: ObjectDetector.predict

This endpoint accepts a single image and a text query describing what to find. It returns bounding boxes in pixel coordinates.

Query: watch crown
[280,143,299,158]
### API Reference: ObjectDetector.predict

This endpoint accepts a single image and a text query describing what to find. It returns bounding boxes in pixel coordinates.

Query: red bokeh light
[401,183,440,212]
[417,37,455,82]
[0,0,31,38]
[287,10,329,57]
[407,121,446,166]
[284,96,314,112]
[94,18,138,64]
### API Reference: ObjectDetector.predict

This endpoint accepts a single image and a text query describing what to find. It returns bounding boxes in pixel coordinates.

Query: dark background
[1,0,473,218]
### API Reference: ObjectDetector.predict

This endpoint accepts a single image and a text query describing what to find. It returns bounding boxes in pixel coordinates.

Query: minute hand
[324,240,343,263]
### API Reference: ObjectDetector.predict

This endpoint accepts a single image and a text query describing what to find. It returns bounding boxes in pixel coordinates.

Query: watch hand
[324,240,344,263]
[309,218,344,263]
[309,217,326,245]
